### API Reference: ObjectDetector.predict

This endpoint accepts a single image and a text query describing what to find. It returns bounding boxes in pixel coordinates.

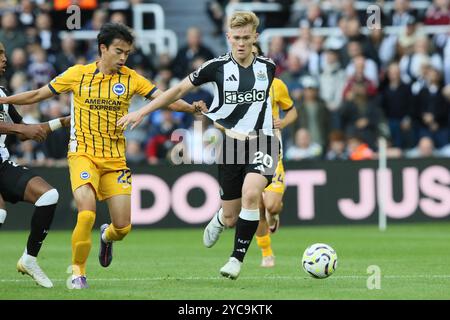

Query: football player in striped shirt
[118,12,280,280]
[0,23,202,289]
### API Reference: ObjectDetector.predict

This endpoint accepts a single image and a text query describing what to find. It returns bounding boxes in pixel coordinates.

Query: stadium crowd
[0,0,449,166]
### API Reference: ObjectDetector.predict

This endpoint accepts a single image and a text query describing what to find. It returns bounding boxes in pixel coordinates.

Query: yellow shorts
[68,153,131,201]
[265,159,285,194]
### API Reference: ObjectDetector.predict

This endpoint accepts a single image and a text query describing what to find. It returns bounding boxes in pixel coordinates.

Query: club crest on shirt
[256,70,267,81]
[80,171,90,180]
[112,83,126,96]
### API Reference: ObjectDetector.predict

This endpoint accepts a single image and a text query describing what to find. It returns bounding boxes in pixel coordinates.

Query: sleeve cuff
[283,105,295,112]
[48,84,60,95]
[145,87,158,99]
[188,74,198,86]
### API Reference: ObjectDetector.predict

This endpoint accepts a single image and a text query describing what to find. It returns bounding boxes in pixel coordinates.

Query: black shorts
[218,133,280,200]
[0,160,38,203]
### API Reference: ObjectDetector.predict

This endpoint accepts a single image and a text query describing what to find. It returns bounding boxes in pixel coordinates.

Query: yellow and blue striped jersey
[49,62,156,158]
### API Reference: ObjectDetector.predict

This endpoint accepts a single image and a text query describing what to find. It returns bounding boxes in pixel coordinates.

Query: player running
[252,43,298,268]
[118,12,279,280]
[0,41,70,288]
[0,23,202,289]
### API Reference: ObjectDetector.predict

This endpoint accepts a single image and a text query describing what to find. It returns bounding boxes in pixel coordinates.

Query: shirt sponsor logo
[224,89,266,104]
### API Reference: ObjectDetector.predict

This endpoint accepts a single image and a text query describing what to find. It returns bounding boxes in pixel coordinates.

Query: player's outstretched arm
[40,115,71,135]
[166,97,208,114]
[118,77,195,130]
[0,123,47,142]
[0,85,54,105]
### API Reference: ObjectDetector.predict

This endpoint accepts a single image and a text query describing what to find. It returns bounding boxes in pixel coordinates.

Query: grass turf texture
[1,222,449,299]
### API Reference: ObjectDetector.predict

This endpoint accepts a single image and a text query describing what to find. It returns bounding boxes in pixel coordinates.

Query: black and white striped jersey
[189,52,276,136]
[0,86,23,161]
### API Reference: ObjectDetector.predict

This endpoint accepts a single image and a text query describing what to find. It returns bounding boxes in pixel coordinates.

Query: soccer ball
[302,243,338,279]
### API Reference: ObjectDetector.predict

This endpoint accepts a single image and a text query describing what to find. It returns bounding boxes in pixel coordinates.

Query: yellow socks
[104,224,131,242]
[256,234,273,257]
[71,210,96,276]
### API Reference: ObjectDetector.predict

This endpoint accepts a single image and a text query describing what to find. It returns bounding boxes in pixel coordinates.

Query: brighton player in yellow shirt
[252,44,298,267]
[0,23,202,288]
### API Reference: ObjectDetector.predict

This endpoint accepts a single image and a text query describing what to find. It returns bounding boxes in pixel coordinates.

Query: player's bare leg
[256,191,283,267]
[99,195,132,267]
[17,177,58,288]
[220,173,267,279]
[264,191,283,233]
[203,198,240,248]
[71,184,96,289]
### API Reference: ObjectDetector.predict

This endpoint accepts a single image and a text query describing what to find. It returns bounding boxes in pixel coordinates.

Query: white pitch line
[2,275,450,283]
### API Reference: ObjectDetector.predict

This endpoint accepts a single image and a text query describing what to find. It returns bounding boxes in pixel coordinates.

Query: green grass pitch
[1,222,450,300]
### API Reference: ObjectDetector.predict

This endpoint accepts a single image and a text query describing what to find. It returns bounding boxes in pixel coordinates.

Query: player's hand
[117,111,144,130]
[0,96,10,104]
[60,116,71,127]
[273,118,282,129]
[193,100,208,113]
[20,124,48,142]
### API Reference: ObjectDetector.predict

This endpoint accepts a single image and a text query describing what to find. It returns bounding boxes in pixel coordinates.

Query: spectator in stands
[340,81,386,149]
[10,72,30,95]
[325,130,348,160]
[320,47,346,129]
[380,62,415,149]
[400,36,443,84]
[110,11,127,25]
[347,135,375,160]
[397,15,424,58]
[344,42,379,85]
[424,0,450,25]
[27,47,56,89]
[53,36,77,74]
[34,13,60,54]
[0,12,27,58]
[324,0,343,27]
[267,36,288,77]
[289,26,313,70]
[172,27,215,78]
[145,110,180,165]
[368,24,397,68]
[17,0,36,29]
[4,48,28,84]
[343,55,378,100]
[83,9,108,60]
[413,66,449,148]
[279,53,304,100]
[307,34,326,76]
[340,0,365,24]
[83,8,108,31]
[341,17,378,66]
[296,75,330,147]
[405,136,440,158]
[389,0,416,26]
[285,128,323,160]
[294,2,328,28]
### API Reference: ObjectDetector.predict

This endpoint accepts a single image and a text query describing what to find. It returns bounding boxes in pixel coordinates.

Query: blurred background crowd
[0,0,449,166]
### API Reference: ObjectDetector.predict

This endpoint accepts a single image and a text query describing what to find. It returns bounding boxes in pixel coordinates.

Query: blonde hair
[229,11,259,31]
